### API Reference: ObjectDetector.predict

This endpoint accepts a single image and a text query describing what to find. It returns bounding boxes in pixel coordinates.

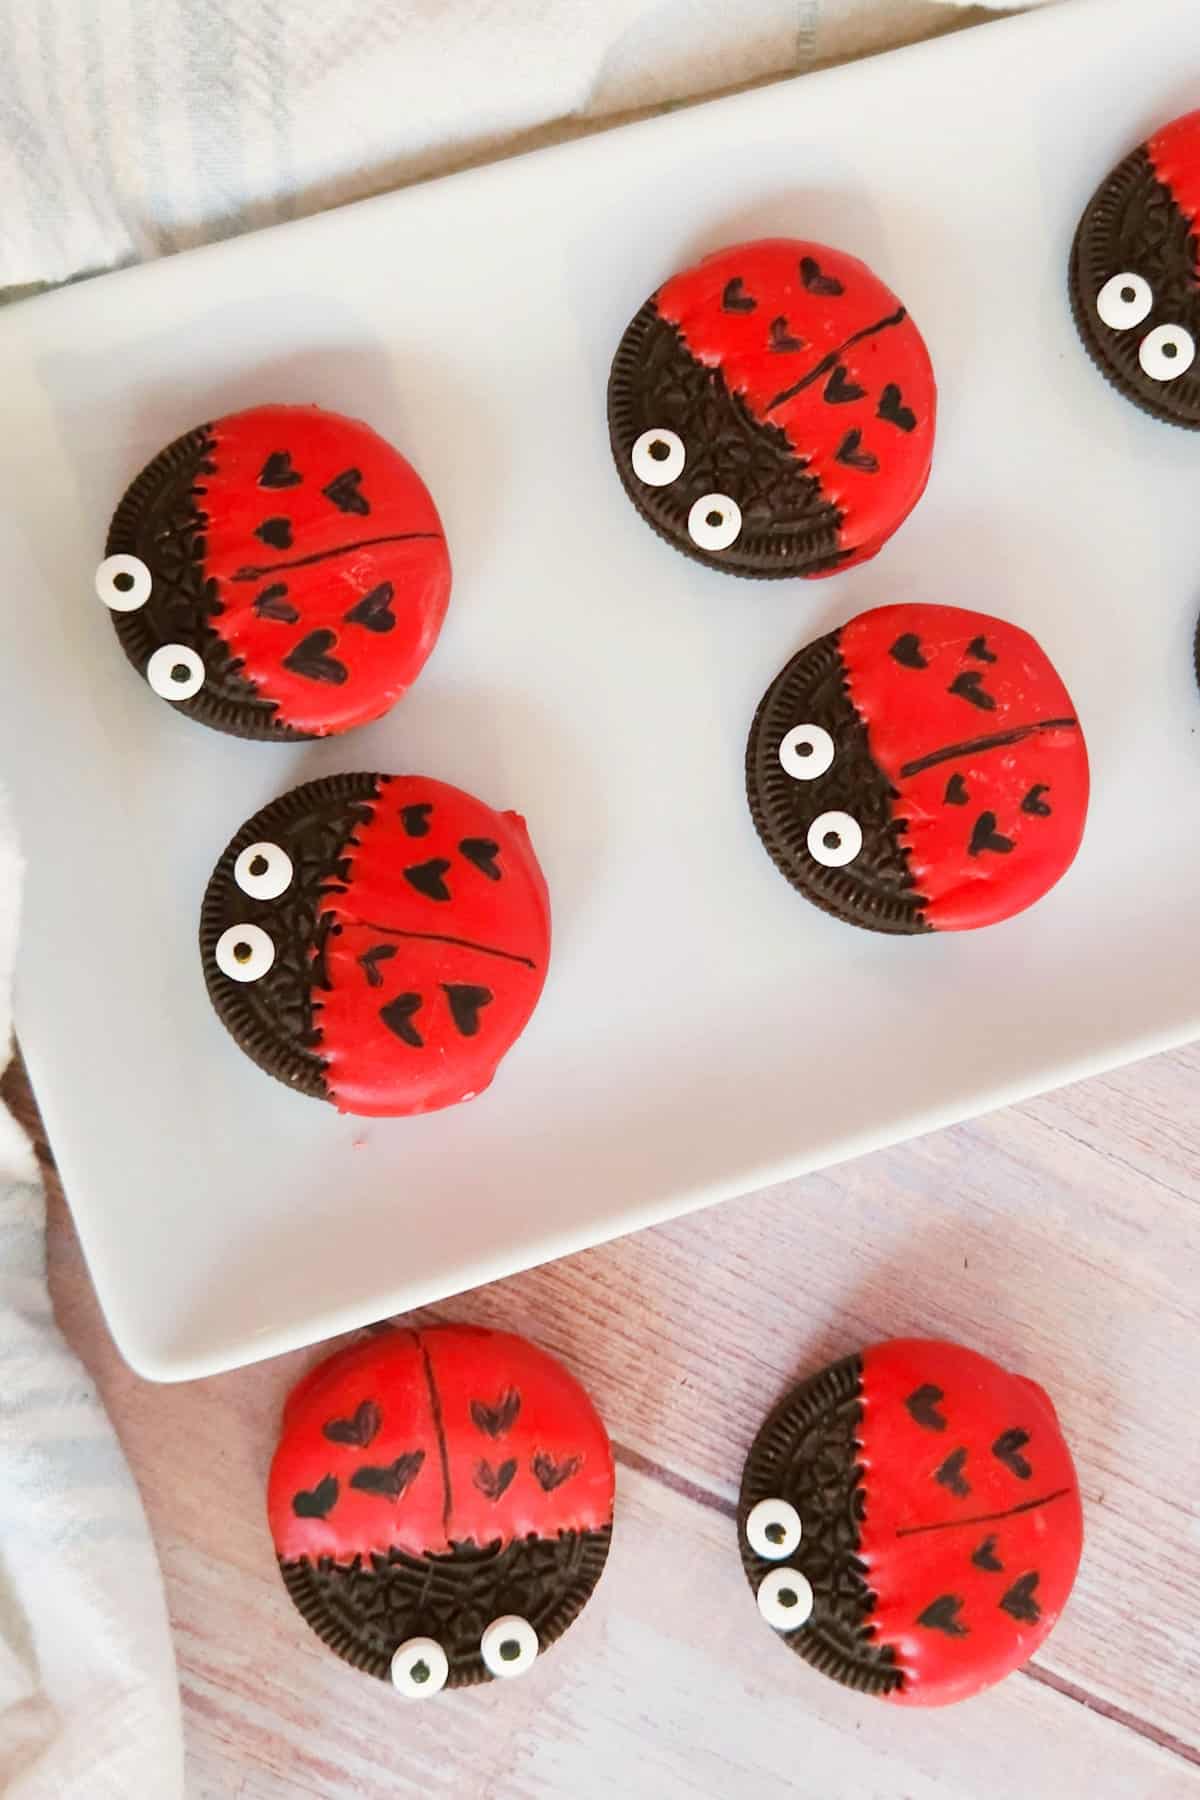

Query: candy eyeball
[1095,271,1153,331]
[756,1566,815,1630]
[480,1614,538,1679]
[746,1497,802,1560]
[807,810,863,868]
[1138,323,1196,382]
[146,643,205,701]
[778,725,835,782]
[687,493,742,552]
[631,427,685,487]
[234,841,294,901]
[95,553,152,612]
[215,922,275,983]
[390,1637,449,1699]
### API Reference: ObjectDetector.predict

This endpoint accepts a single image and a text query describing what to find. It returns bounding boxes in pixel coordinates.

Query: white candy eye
[807,810,862,869]
[390,1637,449,1700]
[688,493,742,552]
[757,1566,815,1631]
[234,841,294,901]
[480,1615,538,1679]
[1096,271,1153,331]
[779,724,835,782]
[632,427,685,486]
[215,922,275,983]
[1139,323,1196,381]
[95,553,152,612]
[147,642,205,701]
[746,1497,803,1560]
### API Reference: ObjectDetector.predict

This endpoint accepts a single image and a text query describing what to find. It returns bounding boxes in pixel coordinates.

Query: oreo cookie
[199,773,550,1115]
[607,239,935,578]
[745,602,1089,933]
[96,404,451,738]
[1070,109,1200,426]
[269,1325,614,1694]
[738,1338,1083,1706]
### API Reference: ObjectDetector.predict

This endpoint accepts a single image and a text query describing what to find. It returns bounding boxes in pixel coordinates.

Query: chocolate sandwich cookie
[738,1338,1083,1706]
[1070,109,1200,426]
[607,238,935,578]
[745,602,1089,933]
[96,404,451,737]
[269,1325,614,1694]
[199,773,550,1115]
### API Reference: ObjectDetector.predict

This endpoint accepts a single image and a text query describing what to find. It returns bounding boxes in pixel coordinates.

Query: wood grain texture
[12,1040,1200,1798]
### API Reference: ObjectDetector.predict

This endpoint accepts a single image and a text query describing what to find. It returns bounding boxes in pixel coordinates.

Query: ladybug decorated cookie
[607,239,935,578]
[199,773,550,1115]
[746,602,1089,933]
[96,404,451,737]
[738,1339,1083,1707]
[1071,110,1200,426]
[269,1325,614,1694]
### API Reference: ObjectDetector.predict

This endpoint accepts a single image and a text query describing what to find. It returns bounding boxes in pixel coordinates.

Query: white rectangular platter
[1,0,1197,1380]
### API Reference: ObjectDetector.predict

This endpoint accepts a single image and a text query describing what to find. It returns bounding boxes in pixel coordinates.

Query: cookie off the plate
[737,1338,1083,1706]
[199,773,550,1115]
[607,239,935,578]
[270,1324,614,1695]
[745,602,1089,933]
[95,403,451,737]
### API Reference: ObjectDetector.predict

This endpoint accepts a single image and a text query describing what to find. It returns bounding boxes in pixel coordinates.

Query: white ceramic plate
[1,0,1197,1381]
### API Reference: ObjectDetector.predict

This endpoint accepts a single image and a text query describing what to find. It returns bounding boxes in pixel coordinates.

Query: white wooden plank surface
[20,1044,1200,1795]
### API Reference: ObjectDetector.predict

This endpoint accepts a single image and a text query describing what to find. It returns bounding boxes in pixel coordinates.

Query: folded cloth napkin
[0,2,1047,1794]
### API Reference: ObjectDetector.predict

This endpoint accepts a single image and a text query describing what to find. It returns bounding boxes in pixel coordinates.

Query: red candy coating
[655,240,935,569]
[269,1326,614,1566]
[856,1340,1083,1708]
[841,603,1089,930]
[201,405,450,733]
[1147,110,1200,259]
[316,777,550,1116]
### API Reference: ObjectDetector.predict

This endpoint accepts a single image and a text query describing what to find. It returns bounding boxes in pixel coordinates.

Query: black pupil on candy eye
[114,571,134,592]
[171,662,190,684]
[411,1660,430,1685]
[1164,341,1179,359]
[823,831,841,851]
[649,439,670,461]
[766,1522,786,1544]
[249,855,269,877]
[796,742,813,759]
[778,1586,799,1609]
[1121,286,1136,304]
[706,510,723,528]
[233,941,252,964]
[500,1639,521,1662]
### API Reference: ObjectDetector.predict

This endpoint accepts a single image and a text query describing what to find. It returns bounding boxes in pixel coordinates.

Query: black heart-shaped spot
[259,450,303,488]
[323,1399,382,1447]
[878,382,917,433]
[1021,784,1052,817]
[357,944,397,989]
[400,803,433,837]
[834,428,879,472]
[999,1572,1041,1625]
[344,581,395,633]
[972,1535,1004,1573]
[322,467,370,516]
[532,1451,581,1492]
[992,1427,1033,1480]
[349,1450,426,1502]
[824,364,867,404]
[800,254,844,296]
[255,516,294,550]
[948,669,996,711]
[905,1383,948,1431]
[722,276,757,312]
[379,992,423,1046]
[966,634,997,663]
[944,772,969,807]
[768,315,805,353]
[934,1446,971,1499]
[253,583,300,623]
[916,1594,969,1638]
[459,837,501,881]
[283,628,348,685]
[292,1474,338,1519]
[474,1457,517,1501]
[968,812,1014,858]
[471,1389,521,1438]
[444,983,493,1038]
[404,858,452,902]
[889,632,927,670]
